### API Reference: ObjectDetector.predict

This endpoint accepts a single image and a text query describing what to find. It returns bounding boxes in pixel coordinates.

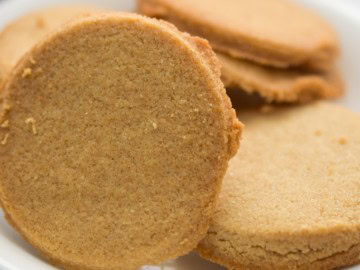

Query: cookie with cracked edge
[0,13,242,270]
[0,4,104,81]
[197,102,360,270]
[218,52,344,103]
[138,0,339,71]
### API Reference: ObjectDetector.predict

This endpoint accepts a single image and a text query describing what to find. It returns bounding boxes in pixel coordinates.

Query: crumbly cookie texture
[0,12,242,270]
[218,52,344,103]
[138,0,339,71]
[197,102,360,270]
[0,5,104,81]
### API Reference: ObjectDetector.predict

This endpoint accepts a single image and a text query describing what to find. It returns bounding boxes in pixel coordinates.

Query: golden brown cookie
[197,102,360,270]
[0,13,242,270]
[0,5,103,81]
[218,53,344,103]
[138,0,339,71]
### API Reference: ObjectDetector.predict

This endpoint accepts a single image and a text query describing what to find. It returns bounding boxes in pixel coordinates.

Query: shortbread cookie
[138,0,339,70]
[0,5,102,80]
[197,102,360,270]
[0,13,242,270]
[218,53,344,103]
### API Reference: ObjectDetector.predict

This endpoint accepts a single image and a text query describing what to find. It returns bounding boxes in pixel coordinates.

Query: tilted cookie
[138,0,339,71]
[0,5,102,81]
[0,13,242,270]
[197,102,360,270]
[218,53,344,103]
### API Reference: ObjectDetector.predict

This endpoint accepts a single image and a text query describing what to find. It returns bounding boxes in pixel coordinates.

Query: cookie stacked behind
[138,0,344,103]
[0,5,105,82]
[197,102,360,270]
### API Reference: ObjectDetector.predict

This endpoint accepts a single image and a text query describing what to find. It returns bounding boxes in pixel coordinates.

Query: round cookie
[197,102,360,270]
[0,5,103,81]
[218,52,344,103]
[0,13,242,270]
[138,0,339,71]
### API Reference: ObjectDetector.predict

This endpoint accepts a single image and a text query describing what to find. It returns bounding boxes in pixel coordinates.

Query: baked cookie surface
[197,102,360,270]
[0,5,102,80]
[0,13,241,270]
[138,0,339,70]
[218,53,344,103]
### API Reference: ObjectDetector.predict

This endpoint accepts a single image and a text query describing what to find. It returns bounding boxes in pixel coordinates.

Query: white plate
[0,0,359,269]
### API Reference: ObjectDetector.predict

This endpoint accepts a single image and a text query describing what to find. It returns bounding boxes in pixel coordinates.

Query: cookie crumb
[3,103,11,112]
[338,136,347,145]
[22,68,32,78]
[1,133,9,145]
[1,120,9,128]
[0,103,11,123]
[180,238,189,245]
[25,117,37,135]
[260,105,274,113]
[29,57,36,64]
[152,122,158,129]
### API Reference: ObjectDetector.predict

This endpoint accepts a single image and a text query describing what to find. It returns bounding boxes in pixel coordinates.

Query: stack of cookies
[0,1,359,270]
[138,1,360,269]
[138,0,344,103]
